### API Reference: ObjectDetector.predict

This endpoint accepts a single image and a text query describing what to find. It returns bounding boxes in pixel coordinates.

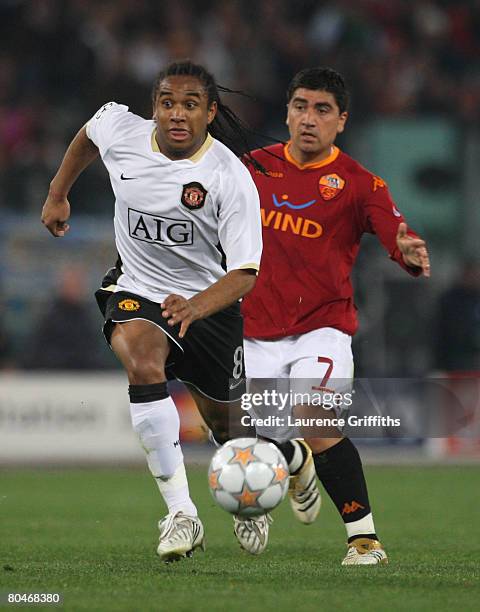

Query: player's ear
[337,111,348,134]
[207,101,217,125]
[285,105,290,126]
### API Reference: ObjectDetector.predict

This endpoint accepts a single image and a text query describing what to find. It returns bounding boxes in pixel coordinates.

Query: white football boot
[341,538,388,565]
[157,511,205,562]
[288,440,321,524]
[233,514,273,555]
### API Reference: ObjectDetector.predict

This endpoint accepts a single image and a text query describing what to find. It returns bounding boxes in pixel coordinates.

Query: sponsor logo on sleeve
[372,175,387,191]
[128,208,194,247]
[181,182,207,210]
[318,173,345,200]
[95,101,115,119]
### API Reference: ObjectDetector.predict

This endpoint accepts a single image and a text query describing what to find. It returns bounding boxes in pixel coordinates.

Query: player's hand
[41,194,71,237]
[396,222,431,277]
[161,294,199,338]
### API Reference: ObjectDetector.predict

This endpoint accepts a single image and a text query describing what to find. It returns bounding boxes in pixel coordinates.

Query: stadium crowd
[0,0,479,213]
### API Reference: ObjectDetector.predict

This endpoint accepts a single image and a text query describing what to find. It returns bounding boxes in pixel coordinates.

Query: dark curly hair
[287,67,350,113]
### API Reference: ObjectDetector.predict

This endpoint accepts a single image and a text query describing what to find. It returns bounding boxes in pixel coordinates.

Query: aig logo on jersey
[128,208,193,247]
[318,173,345,201]
[181,182,207,211]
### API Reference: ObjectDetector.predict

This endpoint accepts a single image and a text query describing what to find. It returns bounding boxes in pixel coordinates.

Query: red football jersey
[242,142,421,339]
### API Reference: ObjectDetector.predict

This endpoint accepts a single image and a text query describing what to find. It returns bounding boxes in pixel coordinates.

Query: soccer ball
[208,437,289,517]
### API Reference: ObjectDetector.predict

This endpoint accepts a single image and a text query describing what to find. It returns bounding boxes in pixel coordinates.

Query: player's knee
[126,357,166,384]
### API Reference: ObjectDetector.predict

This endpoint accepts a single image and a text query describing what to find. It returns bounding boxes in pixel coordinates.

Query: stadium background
[0,2,479,610]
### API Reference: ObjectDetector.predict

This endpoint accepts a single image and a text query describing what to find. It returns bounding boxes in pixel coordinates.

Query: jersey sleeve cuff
[85,120,93,141]
[233,263,260,275]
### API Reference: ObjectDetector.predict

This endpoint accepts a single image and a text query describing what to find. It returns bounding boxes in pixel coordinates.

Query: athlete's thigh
[110,319,170,375]
[99,290,183,373]
[289,327,354,395]
[243,337,293,442]
[244,337,289,378]
[171,303,246,402]
[289,328,353,444]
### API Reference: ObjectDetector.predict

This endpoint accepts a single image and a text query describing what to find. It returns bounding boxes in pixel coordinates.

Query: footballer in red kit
[240,67,430,565]
[244,142,421,339]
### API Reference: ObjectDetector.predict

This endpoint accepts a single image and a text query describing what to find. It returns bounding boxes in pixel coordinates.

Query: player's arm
[161,269,257,338]
[42,125,99,237]
[42,102,128,236]
[395,222,430,277]
[362,176,430,277]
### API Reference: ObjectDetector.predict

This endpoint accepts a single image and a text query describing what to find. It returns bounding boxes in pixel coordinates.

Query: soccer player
[41,61,262,562]
[241,67,430,564]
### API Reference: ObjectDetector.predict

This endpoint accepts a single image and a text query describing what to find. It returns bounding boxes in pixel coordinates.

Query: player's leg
[187,385,255,444]
[172,305,274,556]
[276,437,321,524]
[290,328,387,565]
[187,386,273,554]
[244,337,321,525]
[306,434,387,565]
[227,337,317,552]
[109,317,203,561]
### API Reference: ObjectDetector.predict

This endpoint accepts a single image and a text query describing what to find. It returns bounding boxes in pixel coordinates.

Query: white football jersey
[86,102,262,302]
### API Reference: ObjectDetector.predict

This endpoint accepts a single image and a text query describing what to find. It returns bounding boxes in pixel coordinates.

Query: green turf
[1,465,479,611]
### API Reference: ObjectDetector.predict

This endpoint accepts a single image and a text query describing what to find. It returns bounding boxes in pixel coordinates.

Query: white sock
[345,512,376,540]
[155,464,197,517]
[130,396,197,516]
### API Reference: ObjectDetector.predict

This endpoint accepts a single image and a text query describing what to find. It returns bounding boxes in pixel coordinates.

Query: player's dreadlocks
[152,60,266,172]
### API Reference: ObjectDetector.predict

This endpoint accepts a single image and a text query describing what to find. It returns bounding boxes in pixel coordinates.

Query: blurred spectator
[0,0,479,214]
[0,292,15,370]
[23,265,106,370]
[434,260,480,371]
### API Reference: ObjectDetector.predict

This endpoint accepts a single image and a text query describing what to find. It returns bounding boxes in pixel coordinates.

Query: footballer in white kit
[41,61,265,562]
[89,101,262,402]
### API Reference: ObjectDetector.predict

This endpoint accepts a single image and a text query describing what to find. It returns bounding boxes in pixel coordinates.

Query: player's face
[286,88,348,163]
[153,75,217,160]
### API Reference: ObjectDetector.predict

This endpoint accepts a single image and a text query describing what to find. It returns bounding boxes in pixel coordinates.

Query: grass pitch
[1,464,479,611]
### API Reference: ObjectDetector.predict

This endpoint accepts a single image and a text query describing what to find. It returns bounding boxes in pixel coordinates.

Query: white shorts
[244,328,354,441]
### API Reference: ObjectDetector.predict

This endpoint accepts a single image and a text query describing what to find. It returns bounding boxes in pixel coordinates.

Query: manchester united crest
[318,173,345,201]
[118,298,140,312]
[181,182,207,210]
